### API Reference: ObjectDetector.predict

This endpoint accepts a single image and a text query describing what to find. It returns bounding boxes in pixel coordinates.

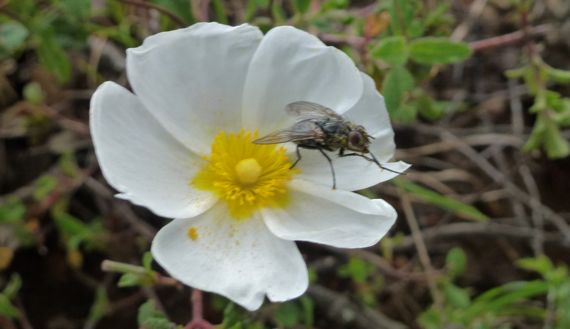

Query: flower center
[192,130,297,220]
[235,158,262,185]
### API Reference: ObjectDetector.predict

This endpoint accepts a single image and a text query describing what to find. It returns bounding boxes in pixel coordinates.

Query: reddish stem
[191,290,204,323]
[184,289,214,329]
[520,9,536,57]
[469,24,549,52]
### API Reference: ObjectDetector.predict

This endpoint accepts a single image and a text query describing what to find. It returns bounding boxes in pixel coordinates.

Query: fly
[253,101,402,189]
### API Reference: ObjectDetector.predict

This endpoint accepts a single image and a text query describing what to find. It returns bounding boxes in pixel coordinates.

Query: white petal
[127,23,263,154]
[343,73,395,162]
[151,204,308,311]
[295,145,411,191]
[262,179,397,248]
[242,26,363,133]
[90,82,216,218]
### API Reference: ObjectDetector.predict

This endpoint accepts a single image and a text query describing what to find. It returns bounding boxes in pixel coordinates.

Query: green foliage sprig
[369,0,472,122]
[419,250,570,329]
[507,57,570,159]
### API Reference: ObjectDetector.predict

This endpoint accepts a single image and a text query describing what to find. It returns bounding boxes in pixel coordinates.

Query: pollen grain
[187,227,199,241]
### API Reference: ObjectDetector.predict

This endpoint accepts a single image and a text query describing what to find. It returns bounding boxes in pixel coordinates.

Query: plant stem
[101,259,148,275]
[469,24,549,52]
[185,289,214,329]
[399,191,444,311]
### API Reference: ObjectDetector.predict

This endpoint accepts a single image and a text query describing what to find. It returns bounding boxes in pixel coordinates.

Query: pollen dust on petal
[187,226,199,241]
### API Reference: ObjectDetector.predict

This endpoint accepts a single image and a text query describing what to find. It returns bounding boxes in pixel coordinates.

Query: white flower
[90,22,409,311]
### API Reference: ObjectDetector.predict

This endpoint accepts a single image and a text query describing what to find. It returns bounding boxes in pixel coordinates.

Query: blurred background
[1,0,569,328]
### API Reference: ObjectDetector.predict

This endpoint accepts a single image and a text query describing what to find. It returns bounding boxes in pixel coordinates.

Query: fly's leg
[290,145,302,169]
[339,152,374,162]
[338,151,404,175]
[318,148,336,189]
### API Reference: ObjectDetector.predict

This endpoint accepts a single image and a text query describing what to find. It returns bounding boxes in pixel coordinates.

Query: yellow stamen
[192,130,298,220]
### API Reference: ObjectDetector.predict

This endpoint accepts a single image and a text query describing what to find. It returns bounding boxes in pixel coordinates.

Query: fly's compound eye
[348,131,365,148]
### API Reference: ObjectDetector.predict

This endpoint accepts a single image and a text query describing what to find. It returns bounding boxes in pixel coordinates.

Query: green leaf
[36,31,71,83]
[308,267,318,283]
[545,90,566,113]
[54,212,90,238]
[468,281,549,320]
[505,66,528,79]
[382,65,414,114]
[87,287,109,324]
[416,93,445,121]
[245,0,270,21]
[424,3,451,28]
[553,99,570,126]
[388,0,416,36]
[141,318,176,329]
[58,152,79,177]
[524,65,541,95]
[293,0,311,15]
[3,274,22,299]
[0,21,29,55]
[523,115,546,152]
[93,23,136,48]
[23,82,45,105]
[0,294,20,318]
[118,273,143,288]
[446,247,467,278]
[118,268,154,288]
[418,307,442,329]
[443,282,471,308]
[7,0,35,17]
[226,323,244,329]
[393,177,489,221]
[409,37,472,65]
[338,257,372,283]
[370,36,408,66]
[543,120,570,159]
[0,199,26,223]
[408,20,425,39]
[547,266,569,285]
[221,302,241,328]
[275,302,302,327]
[321,0,349,10]
[391,103,418,123]
[271,1,287,23]
[546,67,570,84]
[212,0,229,24]
[0,275,22,318]
[33,175,57,201]
[138,300,176,329]
[517,256,554,276]
[58,0,91,21]
[151,0,194,23]
[300,296,314,325]
[143,252,153,270]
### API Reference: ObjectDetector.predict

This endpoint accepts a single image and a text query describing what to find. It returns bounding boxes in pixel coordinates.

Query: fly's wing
[285,101,344,121]
[253,120,323,144]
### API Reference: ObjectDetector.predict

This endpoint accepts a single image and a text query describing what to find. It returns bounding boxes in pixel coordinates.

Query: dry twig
[399,192,444,310]
[394,222,566,251]
[308,285,408,329]
[440,130,570,244]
